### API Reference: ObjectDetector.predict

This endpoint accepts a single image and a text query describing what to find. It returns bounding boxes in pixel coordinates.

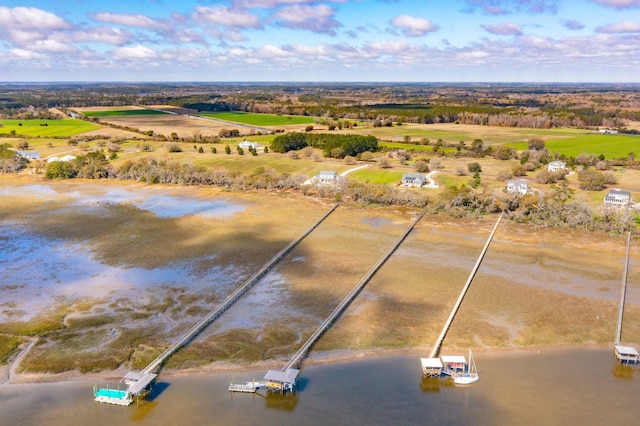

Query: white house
[238,140,259,150]
[548,160,566,173]
[506,179,529,195]
[315,170,339,185]
[604,190,631,208]
[47,155,76,163]
[16,150,40,160]
[402,173,426,187]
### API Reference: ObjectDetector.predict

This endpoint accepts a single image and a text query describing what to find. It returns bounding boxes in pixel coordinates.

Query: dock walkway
[283,210,426,371]
[141,203,340,375]
[428,213,503,359]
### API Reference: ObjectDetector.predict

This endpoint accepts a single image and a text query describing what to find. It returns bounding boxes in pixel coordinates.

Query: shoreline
[0,342,615,386]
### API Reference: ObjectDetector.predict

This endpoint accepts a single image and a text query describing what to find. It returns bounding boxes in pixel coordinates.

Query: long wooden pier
[141,203,340,375]
[615,231,632,345]
[282,210,426,371]
[428,213,503,359]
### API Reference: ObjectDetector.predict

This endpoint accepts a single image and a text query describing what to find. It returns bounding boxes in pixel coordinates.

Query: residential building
[604,190,631,208]
[506,179,529,195]
[548,160,566,173]
[402,173,426,187]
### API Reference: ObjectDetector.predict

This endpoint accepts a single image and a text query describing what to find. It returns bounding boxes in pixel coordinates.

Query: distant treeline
[270,132,378,158]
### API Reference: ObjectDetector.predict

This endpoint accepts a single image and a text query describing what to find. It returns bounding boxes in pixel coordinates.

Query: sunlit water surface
[1,349,639,426]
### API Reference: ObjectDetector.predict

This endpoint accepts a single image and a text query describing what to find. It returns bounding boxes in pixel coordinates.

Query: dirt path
[1,338,36,385]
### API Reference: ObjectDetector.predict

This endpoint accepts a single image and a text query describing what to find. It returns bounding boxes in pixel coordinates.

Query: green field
[348,168,404,184]
[200,111,315,126]
[82,109,168,117]
[0,119,100,137]
[509,132,640,158]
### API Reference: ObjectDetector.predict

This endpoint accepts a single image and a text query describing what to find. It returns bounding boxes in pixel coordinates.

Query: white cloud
[30,39,77,53]
[366,39,412,54]
[596,20,640,33]
[592,0,640,9]
[0,6,69,31]
[192,6,262,28]
[62,27,132,46]
[481,22,522,35]
[1,48,47,60]
[390,15,438,37]
[274,4,340,35]
[89,12,170,31]
[111,44,158,60]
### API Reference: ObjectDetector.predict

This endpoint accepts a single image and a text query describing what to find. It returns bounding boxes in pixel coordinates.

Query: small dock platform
[614,344,640,365]
[229,381,264,393]
[94,371,157,406]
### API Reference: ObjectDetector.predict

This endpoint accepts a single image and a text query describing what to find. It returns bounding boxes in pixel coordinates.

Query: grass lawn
[200,111,315,126]
[82,109,169,117]
[0,119,101,137]
[347,167,404,184]
[509,132,640,158]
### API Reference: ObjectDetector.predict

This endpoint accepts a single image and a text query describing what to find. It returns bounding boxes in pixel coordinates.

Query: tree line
[270,133,379,158]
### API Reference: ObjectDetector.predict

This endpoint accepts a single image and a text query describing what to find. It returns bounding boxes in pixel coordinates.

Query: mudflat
[1,174,639,383]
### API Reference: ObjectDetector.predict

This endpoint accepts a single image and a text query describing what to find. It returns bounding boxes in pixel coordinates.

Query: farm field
[79,113,250,139]
[81,109,169,117]
[0,119,100,137]
[510,133,640,158]
[199,111,315,126]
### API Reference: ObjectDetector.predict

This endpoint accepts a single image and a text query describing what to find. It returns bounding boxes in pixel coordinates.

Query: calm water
[2,349,639,425]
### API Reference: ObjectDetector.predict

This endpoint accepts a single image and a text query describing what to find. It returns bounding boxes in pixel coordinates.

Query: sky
[0,0,639,82]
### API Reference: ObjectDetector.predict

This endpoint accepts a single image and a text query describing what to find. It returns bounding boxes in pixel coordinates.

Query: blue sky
[1,0,639,82]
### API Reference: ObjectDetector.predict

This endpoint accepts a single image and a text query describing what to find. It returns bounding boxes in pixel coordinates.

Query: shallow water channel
[1,349,639,425]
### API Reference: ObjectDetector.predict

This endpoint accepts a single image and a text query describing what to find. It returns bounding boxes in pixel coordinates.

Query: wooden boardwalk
[615,231,632,345]
[428,213,503,359]
[141,203,341,375]
[283,210,426,371]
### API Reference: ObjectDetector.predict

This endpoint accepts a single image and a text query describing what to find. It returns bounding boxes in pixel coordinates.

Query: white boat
[453,350,479,385]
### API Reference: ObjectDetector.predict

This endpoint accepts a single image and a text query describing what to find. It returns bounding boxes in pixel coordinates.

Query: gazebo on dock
[420,358,443,378]
[614,344,640,365]
[441,355,467,376]
[264,368,299,393]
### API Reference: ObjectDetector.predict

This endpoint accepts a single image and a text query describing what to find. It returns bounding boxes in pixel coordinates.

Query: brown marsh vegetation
[2,176,639,378]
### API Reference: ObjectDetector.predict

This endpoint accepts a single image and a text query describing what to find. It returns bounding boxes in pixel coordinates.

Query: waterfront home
[402,172,426,187]
[548,160,566,173]
[506,179,529,195]
[604,190,631,208]
[238,140,259,150]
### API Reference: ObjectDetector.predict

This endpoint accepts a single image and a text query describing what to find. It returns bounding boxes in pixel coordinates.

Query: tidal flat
[1,174,639,382]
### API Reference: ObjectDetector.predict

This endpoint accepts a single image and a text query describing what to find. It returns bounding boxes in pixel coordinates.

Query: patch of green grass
[509,132,640,158]
[347,168,404,184]
[82,109,168,117]
[0,119,100,137]
[200,111,315,126]
[0,335,25,364]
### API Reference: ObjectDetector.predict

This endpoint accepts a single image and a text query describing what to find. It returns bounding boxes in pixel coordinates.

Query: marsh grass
[0,335,25,364]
